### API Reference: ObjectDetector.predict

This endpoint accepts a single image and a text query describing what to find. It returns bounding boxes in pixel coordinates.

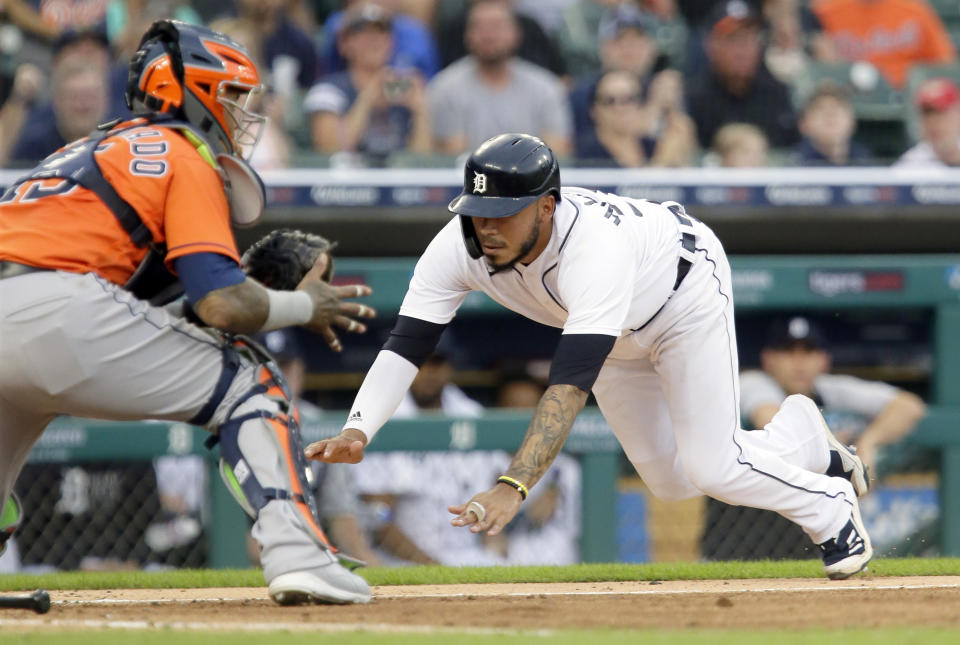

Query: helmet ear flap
[460,215,483,259]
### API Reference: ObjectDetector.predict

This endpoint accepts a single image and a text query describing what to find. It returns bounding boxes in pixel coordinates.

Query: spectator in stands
[225,0,320,94]
[763,0,834,84]
[0,63,44,167]
[644,0,692,69]
[514,0,580,34]
[305,3,432,161]
[5,0,109,43]
[568,4,672,156]
[896,77,960,167]
[597,3,665,80]
[394,0,440,26]
[812,0,956,90]
[795,81,872,165]
[2,1,105,77]
[556,0,629,78]
[576,68,697,166]
[701,314,927,561]
[436,0,566,76]
[744,316,927,474]
[107,1,202,59]
[561,0,690,76]
[321,0,440,79]
[8,28,115,165]
[206,0,320,95]
[686,0,800,150]
[677,0,751,29]
[709,122,770,166]
[428,0,572,155]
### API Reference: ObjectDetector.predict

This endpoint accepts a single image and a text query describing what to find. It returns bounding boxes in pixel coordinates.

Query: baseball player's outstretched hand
[305,428,367,464]
[297,277,375,352]
[449,482,523,536]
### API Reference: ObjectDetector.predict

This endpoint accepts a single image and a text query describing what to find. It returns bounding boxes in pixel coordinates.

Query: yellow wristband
[497,475,529,501]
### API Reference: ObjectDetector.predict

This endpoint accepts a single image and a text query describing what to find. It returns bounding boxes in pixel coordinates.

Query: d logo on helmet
[472,172,488,194]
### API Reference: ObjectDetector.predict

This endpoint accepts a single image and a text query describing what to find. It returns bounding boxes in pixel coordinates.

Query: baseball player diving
[0,21,374,604]
[308,133,873,579]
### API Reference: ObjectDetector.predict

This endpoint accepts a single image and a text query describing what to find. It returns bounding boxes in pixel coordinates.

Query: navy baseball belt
[0,262,52,280]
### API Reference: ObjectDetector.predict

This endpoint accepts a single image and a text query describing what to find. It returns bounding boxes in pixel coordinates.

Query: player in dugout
[309,132,875,580]
[0,20,375,605]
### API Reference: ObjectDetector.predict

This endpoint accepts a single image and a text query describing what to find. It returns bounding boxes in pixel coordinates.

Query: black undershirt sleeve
[382,315,448,367]
[548,333,618,392]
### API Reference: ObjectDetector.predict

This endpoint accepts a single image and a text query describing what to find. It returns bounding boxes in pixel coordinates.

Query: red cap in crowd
[915,78,960,112]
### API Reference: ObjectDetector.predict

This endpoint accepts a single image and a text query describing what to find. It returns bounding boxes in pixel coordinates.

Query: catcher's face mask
[218,82,267,160]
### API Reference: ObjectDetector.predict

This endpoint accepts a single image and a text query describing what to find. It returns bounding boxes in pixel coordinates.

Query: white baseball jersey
[399,187,683,338]
[349,185,862,547]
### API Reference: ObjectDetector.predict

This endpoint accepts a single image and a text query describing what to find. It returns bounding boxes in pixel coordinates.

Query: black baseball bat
[0,590,51,614]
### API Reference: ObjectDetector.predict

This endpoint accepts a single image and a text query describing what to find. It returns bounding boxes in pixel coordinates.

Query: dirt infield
[1,576,959,632]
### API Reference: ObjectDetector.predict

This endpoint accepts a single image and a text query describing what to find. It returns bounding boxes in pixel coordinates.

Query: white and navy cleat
[818,500,874,580]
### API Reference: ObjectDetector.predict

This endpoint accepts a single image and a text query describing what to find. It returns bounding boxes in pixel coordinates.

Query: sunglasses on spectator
[595,93,642,106]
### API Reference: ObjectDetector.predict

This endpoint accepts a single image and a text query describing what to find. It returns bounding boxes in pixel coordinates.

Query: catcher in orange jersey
[0,20,373,604]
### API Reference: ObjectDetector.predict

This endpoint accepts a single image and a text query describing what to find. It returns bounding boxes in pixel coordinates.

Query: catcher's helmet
[125,20,265,158]
[449,133,561,259]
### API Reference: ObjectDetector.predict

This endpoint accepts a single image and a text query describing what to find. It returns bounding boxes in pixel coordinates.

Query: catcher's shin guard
[215,364,334,552]
[0,492,22,557]
[208,352,371,604]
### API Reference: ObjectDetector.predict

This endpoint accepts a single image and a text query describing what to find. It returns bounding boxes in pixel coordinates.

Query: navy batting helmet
[450,133,561,259]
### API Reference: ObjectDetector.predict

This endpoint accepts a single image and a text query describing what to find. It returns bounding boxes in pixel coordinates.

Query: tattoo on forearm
[507,384,587,490]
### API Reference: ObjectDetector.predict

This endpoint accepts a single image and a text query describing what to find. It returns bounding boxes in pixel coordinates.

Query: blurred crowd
[3,0,960,169]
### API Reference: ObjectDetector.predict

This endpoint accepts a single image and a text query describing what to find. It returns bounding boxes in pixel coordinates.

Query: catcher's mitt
[241,229,337,290]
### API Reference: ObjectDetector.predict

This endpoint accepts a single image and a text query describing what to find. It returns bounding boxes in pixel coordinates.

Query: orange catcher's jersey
[0,120,240,286]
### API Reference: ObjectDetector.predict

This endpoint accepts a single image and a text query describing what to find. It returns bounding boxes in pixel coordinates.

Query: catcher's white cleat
[269,563,371,605]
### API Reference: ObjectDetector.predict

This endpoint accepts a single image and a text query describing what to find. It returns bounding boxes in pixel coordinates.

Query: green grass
[1,628,959,645]
[1,557,958,591]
